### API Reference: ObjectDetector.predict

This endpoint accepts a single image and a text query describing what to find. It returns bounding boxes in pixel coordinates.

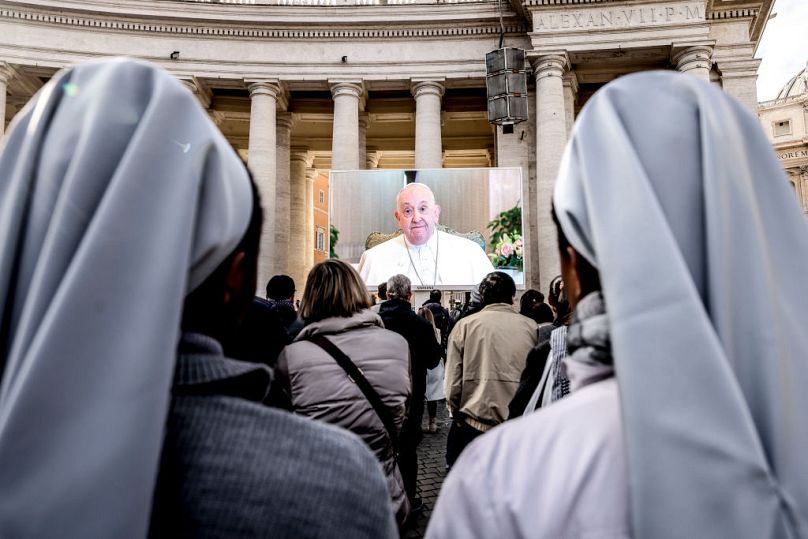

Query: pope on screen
[357,182,495,287]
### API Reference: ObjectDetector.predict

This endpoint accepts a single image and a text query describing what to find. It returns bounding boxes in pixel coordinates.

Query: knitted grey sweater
[149,332,397,538]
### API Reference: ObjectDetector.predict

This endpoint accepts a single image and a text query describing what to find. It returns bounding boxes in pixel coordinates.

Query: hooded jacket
[275,310,411,523]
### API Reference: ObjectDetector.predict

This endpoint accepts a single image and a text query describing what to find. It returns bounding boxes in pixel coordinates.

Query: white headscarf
[554,72,808,538]
[0,58,253,537]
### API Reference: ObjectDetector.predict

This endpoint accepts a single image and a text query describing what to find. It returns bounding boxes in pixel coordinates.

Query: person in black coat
[379,274,441,513]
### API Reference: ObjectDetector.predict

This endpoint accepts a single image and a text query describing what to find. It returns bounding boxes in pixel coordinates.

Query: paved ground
[402,403,451,538]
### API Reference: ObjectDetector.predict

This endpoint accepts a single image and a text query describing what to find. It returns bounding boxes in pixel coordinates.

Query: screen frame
[327,167,527,291]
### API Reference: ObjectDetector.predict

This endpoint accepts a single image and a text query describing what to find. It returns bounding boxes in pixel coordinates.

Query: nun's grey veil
[554,72,808,538]
[0,58,252,537]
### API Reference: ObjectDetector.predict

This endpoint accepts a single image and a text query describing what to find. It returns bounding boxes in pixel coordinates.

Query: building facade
[0,0,773,291]
[759,62,808,216]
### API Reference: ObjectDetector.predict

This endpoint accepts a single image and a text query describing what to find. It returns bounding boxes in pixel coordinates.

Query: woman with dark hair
[276,259,411,526]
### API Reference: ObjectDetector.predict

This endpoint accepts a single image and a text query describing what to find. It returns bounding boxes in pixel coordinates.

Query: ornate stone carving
[411,80,445,100]
[329,81,365,110]
[248,80,282,100]
[672,45,713,74]
[247,80,288,111]
[530,53,569,79]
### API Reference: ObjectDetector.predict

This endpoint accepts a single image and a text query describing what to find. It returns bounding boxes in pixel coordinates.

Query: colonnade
[244,77,447,288]
[516,45,752,292]
[0,44,760,293]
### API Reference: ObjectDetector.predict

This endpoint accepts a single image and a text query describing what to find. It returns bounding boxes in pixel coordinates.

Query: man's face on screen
[395,184,441,246]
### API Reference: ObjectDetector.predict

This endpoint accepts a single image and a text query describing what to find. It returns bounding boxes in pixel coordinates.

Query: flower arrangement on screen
[489,233,524,271]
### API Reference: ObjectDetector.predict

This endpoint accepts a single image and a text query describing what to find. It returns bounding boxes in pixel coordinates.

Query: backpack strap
[308,335,399,453]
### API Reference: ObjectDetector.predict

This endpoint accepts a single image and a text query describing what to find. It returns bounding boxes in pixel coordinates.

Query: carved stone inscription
[779,150,808,160]
[533,2,704,32]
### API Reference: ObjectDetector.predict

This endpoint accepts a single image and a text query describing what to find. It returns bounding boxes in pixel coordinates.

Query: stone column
[358,113,369,170]
[366,147,381,169]
[532,53,569,292]
[496,113,535,289]
[412,80,445,169]
[247,80,282,285]
[275,112,293,275]
[562,73,578,137]
[305,169,317,269]
[672,45,713,81]
[289,149,311,288]
[718,59,762,113]
[330,81,364,171]
[0,63,15,140]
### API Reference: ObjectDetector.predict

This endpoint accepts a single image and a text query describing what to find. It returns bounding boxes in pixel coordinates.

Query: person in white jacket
[358,183,493,287]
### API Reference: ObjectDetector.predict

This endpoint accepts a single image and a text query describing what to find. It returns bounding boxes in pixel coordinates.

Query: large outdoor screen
[329,168,524,290]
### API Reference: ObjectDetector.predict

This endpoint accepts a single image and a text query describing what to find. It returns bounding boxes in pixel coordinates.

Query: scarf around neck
[563,291,614,393]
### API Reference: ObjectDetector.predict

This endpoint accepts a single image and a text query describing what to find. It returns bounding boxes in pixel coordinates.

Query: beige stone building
[759,62,808,215]
[0,0,773,291]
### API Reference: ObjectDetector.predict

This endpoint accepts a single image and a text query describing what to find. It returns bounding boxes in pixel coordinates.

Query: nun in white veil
[0,58,252,537]
[426,71,808,538]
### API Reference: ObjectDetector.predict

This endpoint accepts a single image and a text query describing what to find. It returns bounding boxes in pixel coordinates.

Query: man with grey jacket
[444,271,537,468]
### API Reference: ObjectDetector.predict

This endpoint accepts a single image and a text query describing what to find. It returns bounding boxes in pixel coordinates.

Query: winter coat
[379,299,442,425]
[445,303,537,432]
[275,310,411,524]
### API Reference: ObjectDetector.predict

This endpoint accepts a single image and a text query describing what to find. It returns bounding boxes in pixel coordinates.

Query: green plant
[329,224,339,259]
[487,205,522,249]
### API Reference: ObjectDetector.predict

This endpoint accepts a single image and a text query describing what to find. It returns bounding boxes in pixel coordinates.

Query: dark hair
[551,205,601,298]
[520,289,552,324]
[548,276,564,307]
[520,289,545,311]
[182,172,263,338]
[429,289,442,303]
[479,271,516,306]
[377,282,387,300]
[266,275,295,300]
[535,303,554,324]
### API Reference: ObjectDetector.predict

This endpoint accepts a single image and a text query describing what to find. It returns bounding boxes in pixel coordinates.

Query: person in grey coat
[276,259,412,526]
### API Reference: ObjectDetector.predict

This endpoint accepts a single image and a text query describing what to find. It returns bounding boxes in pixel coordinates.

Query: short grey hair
[386,274,411,300]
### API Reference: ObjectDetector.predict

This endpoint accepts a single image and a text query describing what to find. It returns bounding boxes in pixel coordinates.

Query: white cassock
[357,230,494,287]
[424,379,630,539]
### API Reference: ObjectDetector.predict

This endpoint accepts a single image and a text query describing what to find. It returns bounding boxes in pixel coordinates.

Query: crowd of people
[1,57,807,539]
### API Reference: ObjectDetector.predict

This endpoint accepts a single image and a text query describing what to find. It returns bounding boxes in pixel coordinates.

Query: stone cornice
[523,0,614,6]
[0,5,528,38]
[707,8,757,20]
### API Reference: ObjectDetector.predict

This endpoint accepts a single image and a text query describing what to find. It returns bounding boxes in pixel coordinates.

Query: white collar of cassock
[406,229,438,255]
[404,229,439,285]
